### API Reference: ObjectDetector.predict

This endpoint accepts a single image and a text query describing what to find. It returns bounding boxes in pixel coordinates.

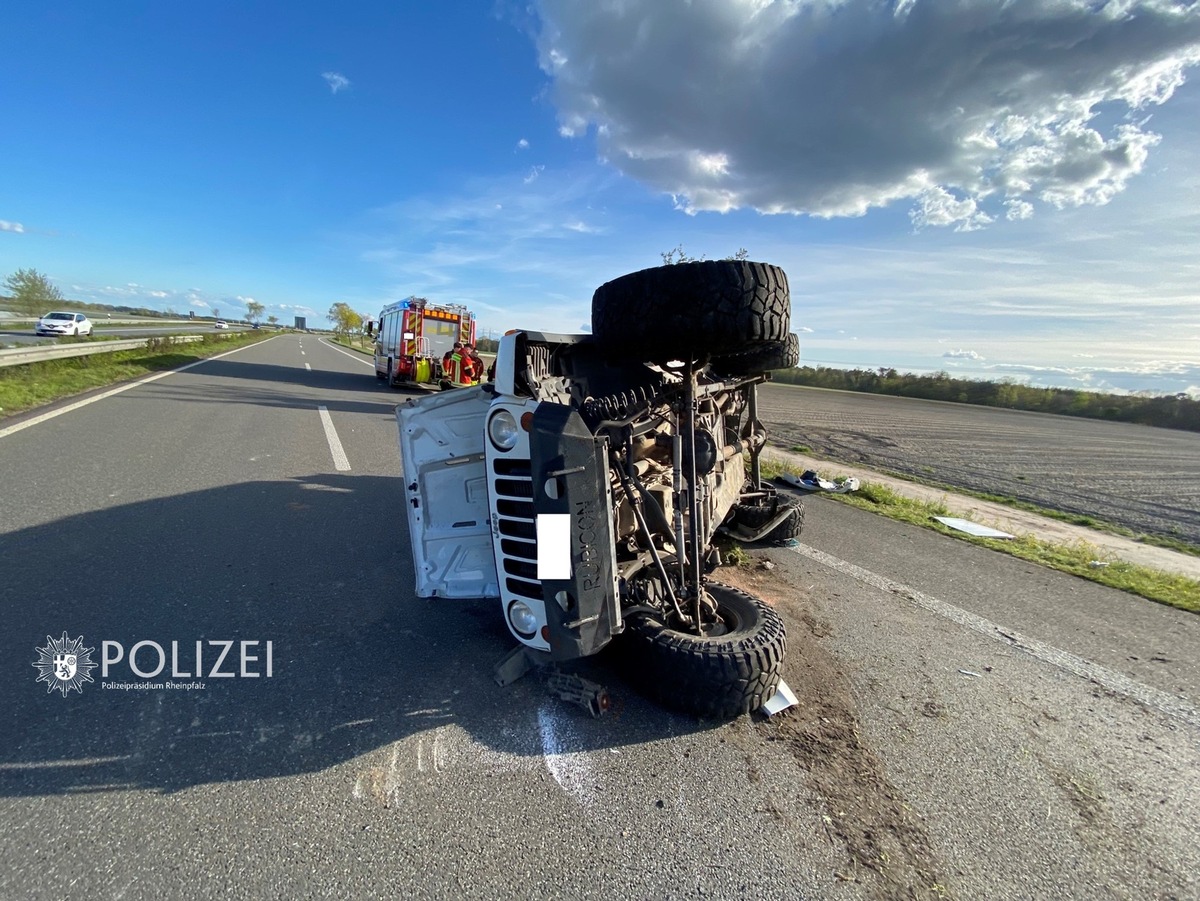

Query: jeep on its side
[397,261,803,718]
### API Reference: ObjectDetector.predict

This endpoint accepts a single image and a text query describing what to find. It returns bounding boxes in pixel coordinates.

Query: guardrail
[0,335,206,369]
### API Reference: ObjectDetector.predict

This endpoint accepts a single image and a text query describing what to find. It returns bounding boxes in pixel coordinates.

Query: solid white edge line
[787,541,1199,728]
[318,337,375,367]
[0,335,280,440]
[317,405,351,472]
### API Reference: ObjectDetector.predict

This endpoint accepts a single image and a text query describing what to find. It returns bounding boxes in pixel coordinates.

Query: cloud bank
[533,0,1200,228]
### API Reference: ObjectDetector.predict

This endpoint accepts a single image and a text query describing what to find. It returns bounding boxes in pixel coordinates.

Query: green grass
[0,332,273,419]
[759,456,1200,613]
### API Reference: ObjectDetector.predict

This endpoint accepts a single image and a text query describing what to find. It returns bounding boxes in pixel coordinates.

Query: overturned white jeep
[397,261,803,719]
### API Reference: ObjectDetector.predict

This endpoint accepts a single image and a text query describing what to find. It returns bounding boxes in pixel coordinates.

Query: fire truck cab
[374,297,476,388]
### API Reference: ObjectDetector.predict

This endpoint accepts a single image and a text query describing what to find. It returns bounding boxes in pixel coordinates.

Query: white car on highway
[214,320,228,329]
[36,311,94,337]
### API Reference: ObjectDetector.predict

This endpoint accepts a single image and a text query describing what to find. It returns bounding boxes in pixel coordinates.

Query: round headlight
[488,410,520,451]
[507,600,538,638]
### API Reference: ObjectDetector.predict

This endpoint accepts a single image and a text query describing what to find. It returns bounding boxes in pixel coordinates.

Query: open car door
[396,387,499,598]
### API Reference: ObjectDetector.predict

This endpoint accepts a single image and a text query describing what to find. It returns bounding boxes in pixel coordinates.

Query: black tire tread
[592,261,791,361]
[729,498,805,544]
[623,583,786,719]
[712,333,800,376]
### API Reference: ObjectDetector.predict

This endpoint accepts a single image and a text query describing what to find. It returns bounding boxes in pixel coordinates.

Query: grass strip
[0,332,273,419]
[331,336,374,355]
[760,458,1200,614]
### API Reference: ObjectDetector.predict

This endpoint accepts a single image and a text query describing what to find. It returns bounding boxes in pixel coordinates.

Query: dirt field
[758,384,1200,548]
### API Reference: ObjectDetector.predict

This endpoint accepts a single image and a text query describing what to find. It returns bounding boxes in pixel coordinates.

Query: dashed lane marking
[317,405,351,472]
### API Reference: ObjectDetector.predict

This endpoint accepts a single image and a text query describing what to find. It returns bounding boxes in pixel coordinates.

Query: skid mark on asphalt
[789,542,1200,728]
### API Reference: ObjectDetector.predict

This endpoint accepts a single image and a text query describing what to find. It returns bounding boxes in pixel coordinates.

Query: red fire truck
[373,297,477,387]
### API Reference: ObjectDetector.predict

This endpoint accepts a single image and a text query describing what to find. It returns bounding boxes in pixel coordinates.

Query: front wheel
[621,583,786,719]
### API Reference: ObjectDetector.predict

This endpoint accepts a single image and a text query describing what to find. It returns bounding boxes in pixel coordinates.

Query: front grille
[492,456,540,604]
[494,478,533,499]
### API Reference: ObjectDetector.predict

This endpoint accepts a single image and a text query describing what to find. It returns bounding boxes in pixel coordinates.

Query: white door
[395,387,499,598]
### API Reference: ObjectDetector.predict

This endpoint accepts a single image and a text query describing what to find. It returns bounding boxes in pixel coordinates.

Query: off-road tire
[712,333,800,376]
[729,497,805,544]
[622,583,786,719]
[592,261,790,361]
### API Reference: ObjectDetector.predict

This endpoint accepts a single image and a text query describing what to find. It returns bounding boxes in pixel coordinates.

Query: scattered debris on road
[776,470,861,493]
[934,516,1014,539]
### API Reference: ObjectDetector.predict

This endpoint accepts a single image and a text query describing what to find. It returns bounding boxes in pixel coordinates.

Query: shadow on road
[1,474,706,797]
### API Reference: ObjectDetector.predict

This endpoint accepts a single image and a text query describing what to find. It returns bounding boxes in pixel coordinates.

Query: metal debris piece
[934,517,1014,539]
[547,671,611,718]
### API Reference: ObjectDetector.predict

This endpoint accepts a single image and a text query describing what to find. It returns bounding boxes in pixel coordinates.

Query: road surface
[1,336,1196,900]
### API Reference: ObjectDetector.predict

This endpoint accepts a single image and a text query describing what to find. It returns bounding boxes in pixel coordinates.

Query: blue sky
[3,1,1199,396]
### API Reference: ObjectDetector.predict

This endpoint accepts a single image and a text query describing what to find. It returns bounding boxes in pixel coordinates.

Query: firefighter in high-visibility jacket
[442,343,476,386]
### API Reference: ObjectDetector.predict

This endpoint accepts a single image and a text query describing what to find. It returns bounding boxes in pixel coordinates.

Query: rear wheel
[621,583,786,719]
[592,260,791,362]
[728,497,805,544]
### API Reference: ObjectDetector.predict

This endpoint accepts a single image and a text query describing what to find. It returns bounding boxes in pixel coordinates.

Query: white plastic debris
[761,679,799,716]
[777,471,860,493]
[933,517,1014,539]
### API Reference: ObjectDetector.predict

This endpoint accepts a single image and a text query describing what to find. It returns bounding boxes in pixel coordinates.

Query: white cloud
[0,220,25,233]
[533,0,1200,226]
[944,349,984,360]
[524,165,545,184]
[322,71,350,94]
[517,138,530,150]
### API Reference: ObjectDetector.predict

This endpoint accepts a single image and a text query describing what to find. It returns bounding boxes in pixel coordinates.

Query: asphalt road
[1,337,1196,900]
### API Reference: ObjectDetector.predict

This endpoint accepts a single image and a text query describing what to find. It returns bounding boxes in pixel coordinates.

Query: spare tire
[592,261,790,361]
[621,583,786,719]
[712,333,800,376]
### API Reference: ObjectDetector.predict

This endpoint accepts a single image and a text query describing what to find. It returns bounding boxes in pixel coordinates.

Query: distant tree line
[770,365,1200,433]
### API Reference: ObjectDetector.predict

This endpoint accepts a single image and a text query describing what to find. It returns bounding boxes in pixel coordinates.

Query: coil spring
[582,383,664,423]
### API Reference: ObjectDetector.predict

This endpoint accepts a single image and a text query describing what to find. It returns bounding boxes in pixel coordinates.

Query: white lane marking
[305,363,311,371]
[0,337,278,440]
[301,350,306,356]
[788,542,1200,728]
[319,337,375,368]
[317,405,351,471]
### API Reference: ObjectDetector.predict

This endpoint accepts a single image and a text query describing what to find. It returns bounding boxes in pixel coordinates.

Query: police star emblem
[33,633,98,697]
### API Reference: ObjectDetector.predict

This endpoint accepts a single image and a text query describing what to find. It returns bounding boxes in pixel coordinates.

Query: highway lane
[0,336,847,900]
[1,338,1197,900]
